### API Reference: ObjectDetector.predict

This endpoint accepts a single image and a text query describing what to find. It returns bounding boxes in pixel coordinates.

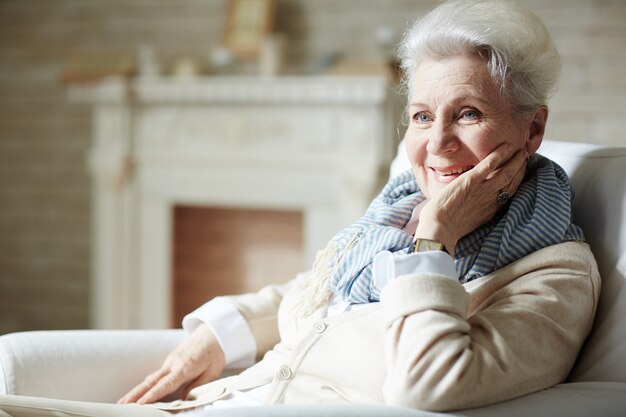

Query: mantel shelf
[68,75,393,105]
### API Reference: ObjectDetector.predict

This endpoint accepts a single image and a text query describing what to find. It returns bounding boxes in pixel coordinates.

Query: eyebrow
[408,95,492,108]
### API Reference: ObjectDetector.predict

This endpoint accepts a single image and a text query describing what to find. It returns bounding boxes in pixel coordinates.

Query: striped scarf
[322,154,585,303]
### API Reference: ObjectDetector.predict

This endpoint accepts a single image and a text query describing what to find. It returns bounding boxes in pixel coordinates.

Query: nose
[426,120,459,155]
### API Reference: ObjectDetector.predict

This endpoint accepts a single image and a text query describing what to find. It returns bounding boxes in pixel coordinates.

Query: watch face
[414,239,445,252]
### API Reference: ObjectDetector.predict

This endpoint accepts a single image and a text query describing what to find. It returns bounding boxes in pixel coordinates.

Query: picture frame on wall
[223,0,276,58]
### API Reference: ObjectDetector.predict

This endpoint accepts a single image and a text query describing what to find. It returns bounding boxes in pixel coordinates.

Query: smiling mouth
[432,166,474,176]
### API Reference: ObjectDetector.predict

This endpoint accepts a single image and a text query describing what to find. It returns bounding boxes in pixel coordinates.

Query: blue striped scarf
[324,155,585,303]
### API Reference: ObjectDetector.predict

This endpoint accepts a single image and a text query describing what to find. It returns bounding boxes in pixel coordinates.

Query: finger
[506,152,528,194]
[118,368,168,404]
[489,149,527,191]
[470,143,515,183]
[182,371,217,400]
[137,371,182,405]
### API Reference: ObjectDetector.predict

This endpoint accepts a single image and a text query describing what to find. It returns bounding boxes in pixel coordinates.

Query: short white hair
[398,0,560,113]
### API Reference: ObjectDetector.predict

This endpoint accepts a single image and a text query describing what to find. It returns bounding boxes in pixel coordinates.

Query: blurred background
[1,0,625,335]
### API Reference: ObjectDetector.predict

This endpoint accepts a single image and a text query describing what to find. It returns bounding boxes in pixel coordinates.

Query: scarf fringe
[295,234,361,316]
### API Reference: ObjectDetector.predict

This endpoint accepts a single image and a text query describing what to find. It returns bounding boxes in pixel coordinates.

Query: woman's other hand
[416,143,528,256]
[117,323,225,405]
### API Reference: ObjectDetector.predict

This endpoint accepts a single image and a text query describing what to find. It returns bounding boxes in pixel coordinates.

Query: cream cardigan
[154,241,599,413]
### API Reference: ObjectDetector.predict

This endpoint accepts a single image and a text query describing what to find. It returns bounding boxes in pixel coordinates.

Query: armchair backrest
[538,141,626,383]
[389,139,626,383]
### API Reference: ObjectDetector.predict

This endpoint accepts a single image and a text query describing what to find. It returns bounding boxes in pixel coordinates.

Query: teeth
[437,166,472,176]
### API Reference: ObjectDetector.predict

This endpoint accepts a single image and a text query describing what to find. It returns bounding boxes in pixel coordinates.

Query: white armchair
[2,140,626,417]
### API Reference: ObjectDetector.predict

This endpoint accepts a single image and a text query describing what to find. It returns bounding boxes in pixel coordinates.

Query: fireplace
[71,75,400,329]
[172,205,303,327]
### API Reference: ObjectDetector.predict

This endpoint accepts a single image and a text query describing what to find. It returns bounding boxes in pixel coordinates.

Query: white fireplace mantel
[70,75,402,329]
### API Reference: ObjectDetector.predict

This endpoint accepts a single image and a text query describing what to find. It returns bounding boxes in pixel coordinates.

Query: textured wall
[0,0,625,333]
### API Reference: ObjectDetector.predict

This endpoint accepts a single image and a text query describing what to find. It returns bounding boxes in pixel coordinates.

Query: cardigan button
[277,366,293,380]
[314,321,327,334]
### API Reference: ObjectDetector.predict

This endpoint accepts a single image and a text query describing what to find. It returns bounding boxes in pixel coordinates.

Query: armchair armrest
[0,329,185,403]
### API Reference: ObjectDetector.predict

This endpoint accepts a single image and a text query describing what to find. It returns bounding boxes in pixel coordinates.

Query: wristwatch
[413,238,447,253]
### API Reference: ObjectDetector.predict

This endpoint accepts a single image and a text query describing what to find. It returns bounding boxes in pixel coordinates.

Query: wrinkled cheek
[404,135,430,194]
[404,135,425,167]
[411,164,431,197]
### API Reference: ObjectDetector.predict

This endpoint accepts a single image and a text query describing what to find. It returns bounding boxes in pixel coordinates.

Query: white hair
[397,0,560,113]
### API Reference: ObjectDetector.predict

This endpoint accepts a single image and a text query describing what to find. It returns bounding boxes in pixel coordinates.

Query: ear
[525,106,548,155]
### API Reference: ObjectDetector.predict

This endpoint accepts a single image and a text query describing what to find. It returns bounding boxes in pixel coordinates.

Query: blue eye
[414,113,432,123]
[462,110,479,120]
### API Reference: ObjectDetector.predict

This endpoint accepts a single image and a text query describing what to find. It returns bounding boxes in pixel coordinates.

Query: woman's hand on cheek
[415,143,528,256]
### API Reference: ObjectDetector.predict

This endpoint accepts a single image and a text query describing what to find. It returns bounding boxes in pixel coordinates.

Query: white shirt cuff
[372,250,457,292]
[182,298,257,369]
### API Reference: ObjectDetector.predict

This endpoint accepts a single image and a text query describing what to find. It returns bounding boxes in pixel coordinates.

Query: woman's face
[404,54,536,199]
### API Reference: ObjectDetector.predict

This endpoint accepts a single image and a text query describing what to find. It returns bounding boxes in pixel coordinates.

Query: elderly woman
[0,0,599,416]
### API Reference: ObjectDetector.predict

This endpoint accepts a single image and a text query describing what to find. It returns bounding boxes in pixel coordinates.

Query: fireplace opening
[172,205,304,327]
